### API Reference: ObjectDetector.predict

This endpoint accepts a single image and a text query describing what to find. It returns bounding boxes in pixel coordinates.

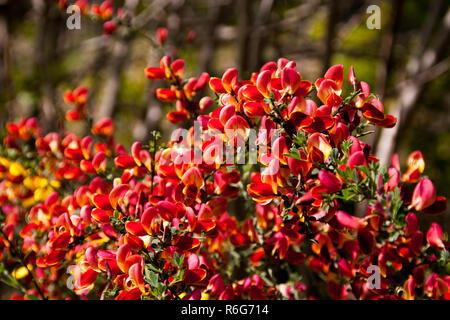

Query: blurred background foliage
[0,0,448,234]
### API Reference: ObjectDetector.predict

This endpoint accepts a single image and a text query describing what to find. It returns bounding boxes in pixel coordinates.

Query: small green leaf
[173,251,180,266]
[341,139,353,154]
[329,148,339,162]
[293,130,308,147]
[357,165,370,177]
[147,270,159,288]
[284,148,301,160]
[352,168,359,182]
[439,250,449,266]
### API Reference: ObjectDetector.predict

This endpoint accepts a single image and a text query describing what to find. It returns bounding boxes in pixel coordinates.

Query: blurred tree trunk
[321,0,338,74]
[95,0,139,122]
[33,1,65,132]
[374,0,404,100]
[356,0,404,217]
[237,0,251,76]
[248,0,273,72]
[0,14,10,127]
[375,6,450,167]
[366,0,404,147]
[196,0,224,74]
[0,1,31,127]
[132,0,175,141]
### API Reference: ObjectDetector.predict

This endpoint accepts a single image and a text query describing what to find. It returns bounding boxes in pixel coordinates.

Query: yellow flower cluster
[0,157,60,207]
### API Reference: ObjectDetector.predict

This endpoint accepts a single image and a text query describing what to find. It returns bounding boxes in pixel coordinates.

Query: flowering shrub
[0,53,448,300]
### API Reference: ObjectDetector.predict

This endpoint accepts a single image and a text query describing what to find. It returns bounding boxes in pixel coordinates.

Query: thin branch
[0,227,47,300]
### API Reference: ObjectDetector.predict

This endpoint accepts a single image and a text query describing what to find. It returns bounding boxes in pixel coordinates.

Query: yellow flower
[33,188,46,202]
[23,177,34,189]
[201,292,210,300]
[22,197,37,208]
[37,177,48,188]
[9,162,26,177]
[0,157,10,167]
[91,236,110,246]
[12,266,30,280]
[50,180,61,189]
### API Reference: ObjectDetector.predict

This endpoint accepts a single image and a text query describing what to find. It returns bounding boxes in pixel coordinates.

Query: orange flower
[402,151,425,183]
[247,182,276,204]
[316,64,343,105]
[307,133,332,163]
[92,117,114,136]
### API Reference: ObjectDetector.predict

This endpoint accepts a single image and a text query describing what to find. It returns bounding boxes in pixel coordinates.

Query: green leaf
[338,166,352,181]
[293,130,308,147]
[329,148,339,162]
[147,270,159,288]
[169,266,185,286]
[357,165,370,177]
[439,250,449,266]
[352,168,359,182]
[341,139,353,154]
[0,271,23,291]
[284,149,301,160]
[146,263,160,273]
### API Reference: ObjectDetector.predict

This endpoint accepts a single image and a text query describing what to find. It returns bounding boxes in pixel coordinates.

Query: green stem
[0,228,47,300]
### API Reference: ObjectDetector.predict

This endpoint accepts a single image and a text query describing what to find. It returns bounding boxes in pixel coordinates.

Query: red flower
[427,223,445,249]
[103,20,117,35]
[156,27,168,45]
[92,117,114,136]
[411,177,437,211]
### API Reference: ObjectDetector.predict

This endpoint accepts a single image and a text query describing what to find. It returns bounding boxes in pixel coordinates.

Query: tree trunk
[375,6,450,167]
[237,0,251,76]
[321,0,338,74]
[95,0,139,122]
[247,0,273,72]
